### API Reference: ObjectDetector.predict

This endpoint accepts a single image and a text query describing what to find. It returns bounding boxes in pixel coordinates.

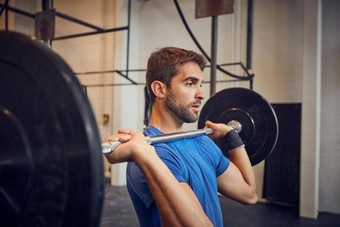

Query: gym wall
[319,0,340,214]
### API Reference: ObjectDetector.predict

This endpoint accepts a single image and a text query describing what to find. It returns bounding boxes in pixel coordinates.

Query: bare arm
[104,129,213,227]
[217,147,257,204]
[205,121,258,204]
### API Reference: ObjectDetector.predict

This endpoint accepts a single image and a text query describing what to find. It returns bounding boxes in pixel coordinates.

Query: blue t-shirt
[126,126,230,227]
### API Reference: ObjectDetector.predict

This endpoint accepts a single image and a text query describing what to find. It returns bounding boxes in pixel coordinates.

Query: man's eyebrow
[183,77,203,83]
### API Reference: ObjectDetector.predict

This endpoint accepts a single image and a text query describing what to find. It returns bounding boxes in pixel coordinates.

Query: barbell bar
[102,119,244,154]
[102,128,211,154]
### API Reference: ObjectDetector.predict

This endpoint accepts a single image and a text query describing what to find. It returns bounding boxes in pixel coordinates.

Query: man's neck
[149,103,183,134]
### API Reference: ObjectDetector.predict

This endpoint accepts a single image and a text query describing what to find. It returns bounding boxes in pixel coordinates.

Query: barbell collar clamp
[227,120,242,133]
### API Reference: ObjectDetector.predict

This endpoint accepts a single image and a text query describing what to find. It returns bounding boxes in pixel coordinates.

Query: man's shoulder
[143,126,162,136]
[143,126,180,154]
[193,134,219,148]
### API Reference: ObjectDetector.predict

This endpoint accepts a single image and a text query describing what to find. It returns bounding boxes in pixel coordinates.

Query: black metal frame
[0,0,254,90]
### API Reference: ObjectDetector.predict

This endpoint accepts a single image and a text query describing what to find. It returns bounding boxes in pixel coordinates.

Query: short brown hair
[146,47,206,102]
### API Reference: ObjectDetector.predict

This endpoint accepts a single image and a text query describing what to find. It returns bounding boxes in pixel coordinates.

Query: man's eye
[186,82,194,87]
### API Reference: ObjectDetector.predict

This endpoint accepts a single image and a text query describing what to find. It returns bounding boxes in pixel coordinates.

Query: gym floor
[100,183,340,227]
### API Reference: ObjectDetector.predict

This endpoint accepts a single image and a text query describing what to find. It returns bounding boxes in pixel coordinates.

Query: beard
[165,91,201,123]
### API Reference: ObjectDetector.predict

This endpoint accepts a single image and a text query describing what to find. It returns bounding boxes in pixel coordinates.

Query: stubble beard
[165,91,200,123]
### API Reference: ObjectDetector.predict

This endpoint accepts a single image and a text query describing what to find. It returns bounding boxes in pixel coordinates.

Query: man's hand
[204,120,233,141]
[104,129,156,164]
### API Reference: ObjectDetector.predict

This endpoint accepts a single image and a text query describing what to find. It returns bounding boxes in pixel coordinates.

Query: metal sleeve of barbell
[101,128,214,154]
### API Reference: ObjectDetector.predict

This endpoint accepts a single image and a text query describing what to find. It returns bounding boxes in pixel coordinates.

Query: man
[104,47,257,227]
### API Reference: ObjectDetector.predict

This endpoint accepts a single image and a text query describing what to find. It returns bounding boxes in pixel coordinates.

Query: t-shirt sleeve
[127,162,154,208]
[199,136,230,177]
[143,126,186,182]
[215,151,230,177]
[154,144,186,182]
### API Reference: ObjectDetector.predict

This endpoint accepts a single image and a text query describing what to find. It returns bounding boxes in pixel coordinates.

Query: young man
[104,47,257,227]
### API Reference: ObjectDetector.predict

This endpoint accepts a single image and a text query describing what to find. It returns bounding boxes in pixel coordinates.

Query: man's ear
[150,81,167,99]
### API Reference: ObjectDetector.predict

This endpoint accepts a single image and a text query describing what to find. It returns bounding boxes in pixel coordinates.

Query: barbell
[0,31,278,226]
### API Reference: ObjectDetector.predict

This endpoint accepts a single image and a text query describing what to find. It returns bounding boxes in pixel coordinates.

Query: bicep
[217,162,253,204]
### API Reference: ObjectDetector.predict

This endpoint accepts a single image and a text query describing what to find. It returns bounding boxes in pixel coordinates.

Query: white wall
[252,0,303,102]
[319,0,340,214]
[300,0,322,218]
[251,0,304,203]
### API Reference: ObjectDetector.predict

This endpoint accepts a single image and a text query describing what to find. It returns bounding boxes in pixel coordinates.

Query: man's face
[165,62,205,123]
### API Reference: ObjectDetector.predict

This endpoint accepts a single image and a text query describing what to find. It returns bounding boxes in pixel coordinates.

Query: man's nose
[195,86,205,100]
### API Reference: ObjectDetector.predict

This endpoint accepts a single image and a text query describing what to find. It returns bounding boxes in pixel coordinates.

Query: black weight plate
[0,31,104,227]
[198,88,279,166]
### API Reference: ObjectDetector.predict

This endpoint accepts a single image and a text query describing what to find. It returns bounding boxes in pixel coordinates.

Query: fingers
[103,135,119,143]
[104,129,146,144]
[205,121,221,134]
[205,121,215,130]
[103,130,133,143]
[104,134,130,143]
[118,134,131,142]
[103,129,140,164]
[204,121,234,141]
[118,128,135,135]
[205,121,233,131]
[104,129,154,164]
